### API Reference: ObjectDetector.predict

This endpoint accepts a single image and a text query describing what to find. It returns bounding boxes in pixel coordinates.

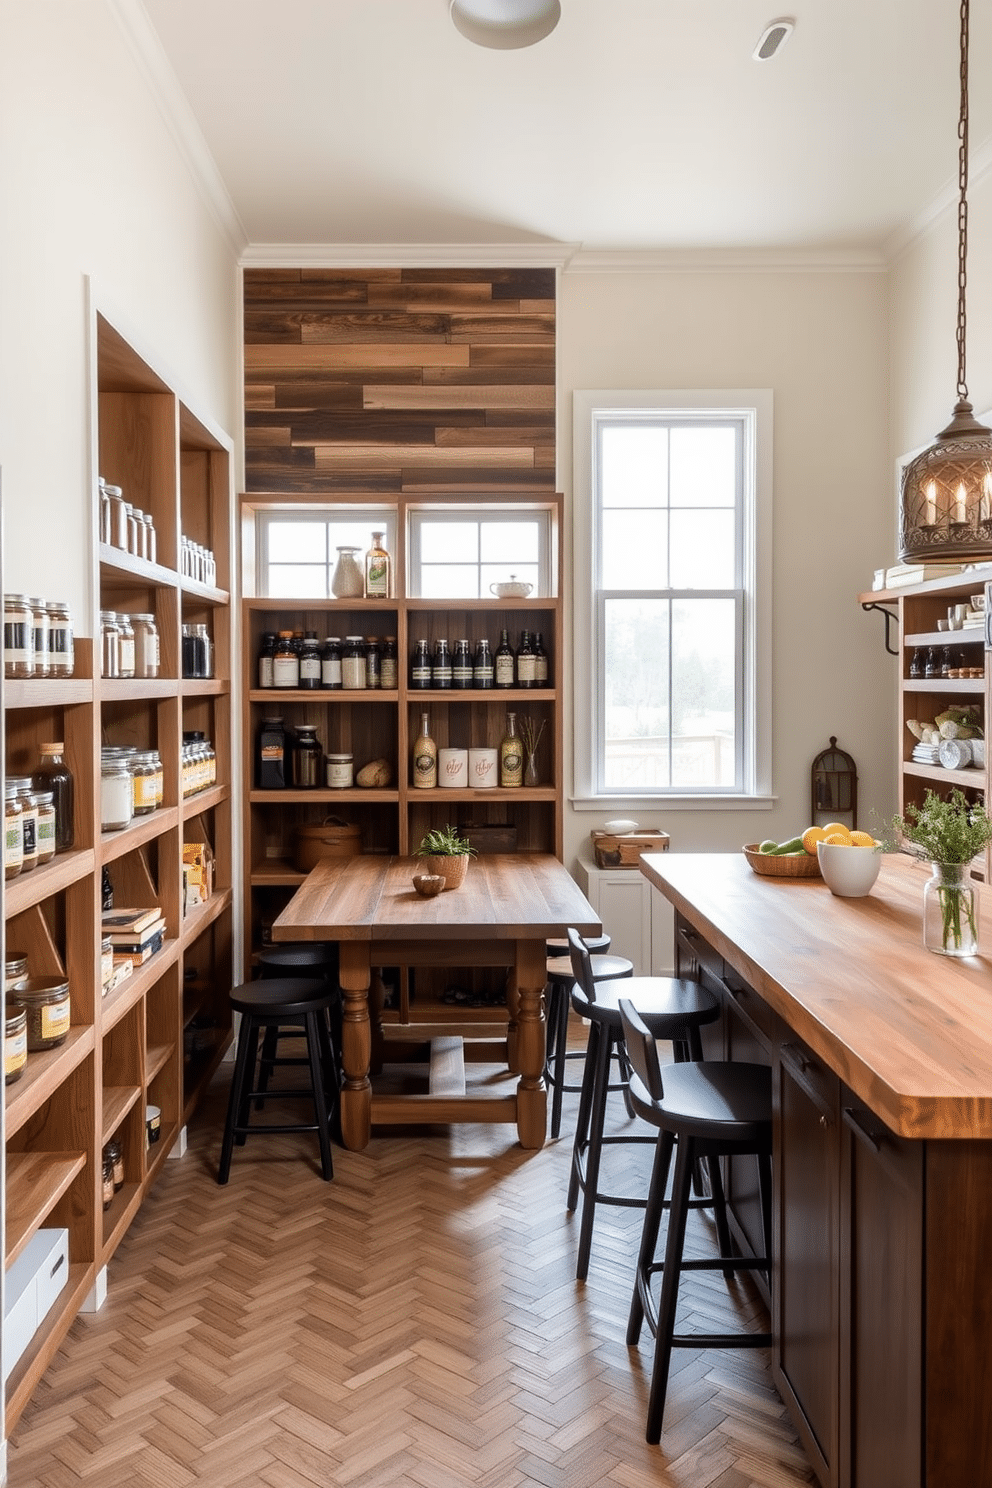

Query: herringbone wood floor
[8,1037,816,1488]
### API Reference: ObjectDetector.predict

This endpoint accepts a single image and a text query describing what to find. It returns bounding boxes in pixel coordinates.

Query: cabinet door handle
[780,1041,811,1074]
[779,1041,834,1121]
[842,1105,885,1153]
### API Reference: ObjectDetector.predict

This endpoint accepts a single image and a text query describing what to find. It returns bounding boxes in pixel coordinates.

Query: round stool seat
[547,952,633,983]
[547,933,611,958]
[570,975,719,1037]
[230,976,336,1018]
[258,943,339,981]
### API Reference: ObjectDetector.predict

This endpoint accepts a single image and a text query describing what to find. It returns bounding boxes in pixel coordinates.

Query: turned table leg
[514,937,548,1150]
[338,941,372,1150]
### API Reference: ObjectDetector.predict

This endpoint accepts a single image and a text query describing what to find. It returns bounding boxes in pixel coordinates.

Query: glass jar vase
[331,546,364,598]
[923,861,979,957]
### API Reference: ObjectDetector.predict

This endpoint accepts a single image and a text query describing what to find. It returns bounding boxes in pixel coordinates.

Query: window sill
[570,794,777,812]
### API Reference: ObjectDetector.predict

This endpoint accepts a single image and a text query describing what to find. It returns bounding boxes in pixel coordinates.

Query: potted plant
[891,788,992,955]
[414,824,477,891]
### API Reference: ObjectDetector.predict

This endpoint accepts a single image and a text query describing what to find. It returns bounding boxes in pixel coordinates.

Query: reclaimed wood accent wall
[243,267,556,495]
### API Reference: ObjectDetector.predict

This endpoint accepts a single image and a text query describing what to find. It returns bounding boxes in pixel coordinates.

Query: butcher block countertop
[640,850,992,1141]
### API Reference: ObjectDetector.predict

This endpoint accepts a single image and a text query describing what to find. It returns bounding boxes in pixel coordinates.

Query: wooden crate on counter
[590,829,670,868]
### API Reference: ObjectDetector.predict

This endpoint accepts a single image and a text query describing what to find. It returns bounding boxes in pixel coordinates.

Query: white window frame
[572,389,774,811]
[407,507,552,598]
[255,507,397,597]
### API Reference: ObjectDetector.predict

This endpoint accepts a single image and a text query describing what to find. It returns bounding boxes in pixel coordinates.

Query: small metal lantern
[811,737,858,830]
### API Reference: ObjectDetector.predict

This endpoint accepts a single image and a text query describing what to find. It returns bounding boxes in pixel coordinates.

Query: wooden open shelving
[1,308,235,1427]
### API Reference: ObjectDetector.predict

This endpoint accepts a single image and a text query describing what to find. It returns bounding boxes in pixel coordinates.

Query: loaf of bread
[356,757,392,788]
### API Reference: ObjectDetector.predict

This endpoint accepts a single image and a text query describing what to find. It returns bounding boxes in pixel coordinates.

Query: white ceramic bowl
[816,840,882,898]
[604,818,639,834]
[490,577,533,598]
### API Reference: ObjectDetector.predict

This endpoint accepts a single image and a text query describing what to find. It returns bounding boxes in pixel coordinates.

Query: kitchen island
[640,850,992,1488]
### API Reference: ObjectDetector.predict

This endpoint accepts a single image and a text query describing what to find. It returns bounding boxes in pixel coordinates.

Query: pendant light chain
[956,0,970,402]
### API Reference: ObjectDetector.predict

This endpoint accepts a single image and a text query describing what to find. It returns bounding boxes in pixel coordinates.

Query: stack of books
[102,906,166,968]
[873,562,964,590]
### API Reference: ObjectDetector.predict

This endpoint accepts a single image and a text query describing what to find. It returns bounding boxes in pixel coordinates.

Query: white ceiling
[137,0,992,256]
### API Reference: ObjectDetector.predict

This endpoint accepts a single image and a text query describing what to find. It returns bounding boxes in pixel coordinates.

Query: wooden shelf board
[902,761,985,788]
[4,1263,95,1433]
[247,687,397,702]
[102,1084,142,1143]
[145,1042,174,1084]
[102,941,181,1031]
[407,785,557,801]
[181,783,230,819]
[99,543,178,590]
[181,678,230,696]
[907,630,986,647]
[145,1124,181,1185]
[4,677,94,709]
[244,596,399,612]
[5,1151,88,1268]
[99,677,179,701]
[181,887,232,947]
[405,597,558,610]
[250,787,398,804]
[251,859,307,887]
[100,1182,143,1265]
[407,687,555,702]
[100,805,180,862]
[4,847,96,917]
[900,678,984,694]
[4,1027,95,1140]
[180,577,229,605]
[182,1031,234,1125]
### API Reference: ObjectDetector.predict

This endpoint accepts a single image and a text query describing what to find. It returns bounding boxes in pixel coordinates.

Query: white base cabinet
[574,855,673,974]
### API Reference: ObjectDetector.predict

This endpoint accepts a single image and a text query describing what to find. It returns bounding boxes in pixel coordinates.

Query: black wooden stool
[218,978,338,1183]
[256,943,342,1102]
[620,998,772,1444]
[565,928,723,1281]
[544,939,629,1139]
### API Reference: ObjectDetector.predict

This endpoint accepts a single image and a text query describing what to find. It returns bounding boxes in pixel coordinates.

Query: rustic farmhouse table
[273,852,601,1150]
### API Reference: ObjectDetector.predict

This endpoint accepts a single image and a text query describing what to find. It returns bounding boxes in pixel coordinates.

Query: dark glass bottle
[494,629,514,688]
[321,636,342,688]
[257,631,277,688]
[32,742,74,851]
[432,638,452,689]
[258,717,286,789]
[101,865,114,912]
[380,636,398,689]
[410,638,431,689]
[298,631,322,689]
[516,630,536,689]
[908,647,923,680]
[272,631,299,689]
[291,724,323,788]
[365,637,381,690]
[924,646,939,679]
[533,631,548,686]
[940,646,953,678]
[452,638,473,689]
[473,637,493,689]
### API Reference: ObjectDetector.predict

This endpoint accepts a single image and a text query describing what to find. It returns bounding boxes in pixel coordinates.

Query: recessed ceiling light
[449,0,561,50]
[752,17,795,61]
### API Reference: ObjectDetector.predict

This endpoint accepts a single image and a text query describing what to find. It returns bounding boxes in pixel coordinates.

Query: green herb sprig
[890,788,992,865]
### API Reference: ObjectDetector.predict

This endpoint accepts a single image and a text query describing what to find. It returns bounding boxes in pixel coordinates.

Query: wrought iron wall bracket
[861,602,900,656]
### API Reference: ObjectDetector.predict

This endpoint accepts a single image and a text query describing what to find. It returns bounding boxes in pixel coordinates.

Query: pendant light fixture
[899,0,992,563]
[449,0,561,50]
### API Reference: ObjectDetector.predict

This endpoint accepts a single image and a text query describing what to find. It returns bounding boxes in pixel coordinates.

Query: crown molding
[885,134,992,263]
[107,0,247,258]
[240,241,578,269]
[565,246,887,274]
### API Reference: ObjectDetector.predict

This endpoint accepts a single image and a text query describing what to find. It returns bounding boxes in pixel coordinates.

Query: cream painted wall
[0,0,240,626]
[557,266,896,876]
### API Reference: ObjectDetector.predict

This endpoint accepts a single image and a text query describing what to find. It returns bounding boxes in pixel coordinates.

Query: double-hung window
[573,390,772,807]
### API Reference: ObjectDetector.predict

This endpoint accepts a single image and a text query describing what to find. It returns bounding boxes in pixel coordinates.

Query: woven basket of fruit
[743,842,821,878]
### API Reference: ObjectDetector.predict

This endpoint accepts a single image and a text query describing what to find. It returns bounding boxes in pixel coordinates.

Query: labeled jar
[452,638,472,689]
[4,593,34,678]
[5,953,28,995]
[131,613,160,678]
[272,631,299,689]
[46,601,74,677]
[33,742,74,851]
[258,717,286,789]
[105,1137,124,1191]
[4,786,24,880]
[29,598,50,678]
[32,790,56,865]
[380,636,398,690]
[101,759,134,831]
[258,632,277,688]
[5,1007,27,1085]
[326,752,354,789]
[9,778,38,873]
[102,1154,115,1210]
[410,639,431,689]
[130,753,157,815]
[10,976,71,1050]
[321,636,342,689]
[342,636,366,690]
[364,637,381,690]
[299,632,322,690]
[100,610,121,677]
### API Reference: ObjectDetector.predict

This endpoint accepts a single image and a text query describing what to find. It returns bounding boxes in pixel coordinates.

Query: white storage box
[3,1227,69,1382]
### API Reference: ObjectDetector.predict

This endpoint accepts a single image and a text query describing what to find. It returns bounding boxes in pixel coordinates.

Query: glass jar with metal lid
[104,1137,125,1191]
[4,787,24,880]
[130,753,157,815]
[326,752,354,789]
[4,593,34,678]
[143,512,157,565]
[28,598,50,678]
[105,484,128,548]
[101,755,133,831]
[5,952,29,995]
[5,1008,27,1085]
[131,614,160,678]
[46,601,74,677]
[342,636,367,690]
[131,508,149,561]
[126,504,140,556]
[116,613,135,679]
[32,790,56,865]
[10,976,71,1050]
[100,610,121,678]
[9,778,39,873]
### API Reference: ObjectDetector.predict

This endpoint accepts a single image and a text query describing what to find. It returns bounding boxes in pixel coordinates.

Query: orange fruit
[801,825,827,855]
[849,830,877,848]
[823,831,851,846]
[821,822,852,844]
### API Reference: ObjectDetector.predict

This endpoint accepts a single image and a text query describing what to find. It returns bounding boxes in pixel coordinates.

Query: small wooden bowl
[742,843,821,879]
[412,873,446,898]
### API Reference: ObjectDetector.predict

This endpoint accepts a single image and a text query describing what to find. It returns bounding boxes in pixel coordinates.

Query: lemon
[823,830,852,846]
[849,830,878,848]
[801,825,827,855]
[821,822,852,844]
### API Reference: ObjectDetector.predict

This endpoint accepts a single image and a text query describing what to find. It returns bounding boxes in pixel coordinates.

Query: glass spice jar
[342,636,366,690]
[101,759,134,832]
[380,636,398,690]
[131,613,160,678]
[9,778,39,873]
[100,610,121,678]
[326,752,354,788]
[5,953,29,995]
[29,597,50,678]
[116,613,135,679]
[5,1006,27,1085]
[4,593,34,678]
[10,976,71,1050]
[32,790,56,865]
[102,1154,115,1210]
[46,601,74,677]
[105,1137,125,1191]
[4,785,24,880]
[321,636,342,689]
[272,631,299,689]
